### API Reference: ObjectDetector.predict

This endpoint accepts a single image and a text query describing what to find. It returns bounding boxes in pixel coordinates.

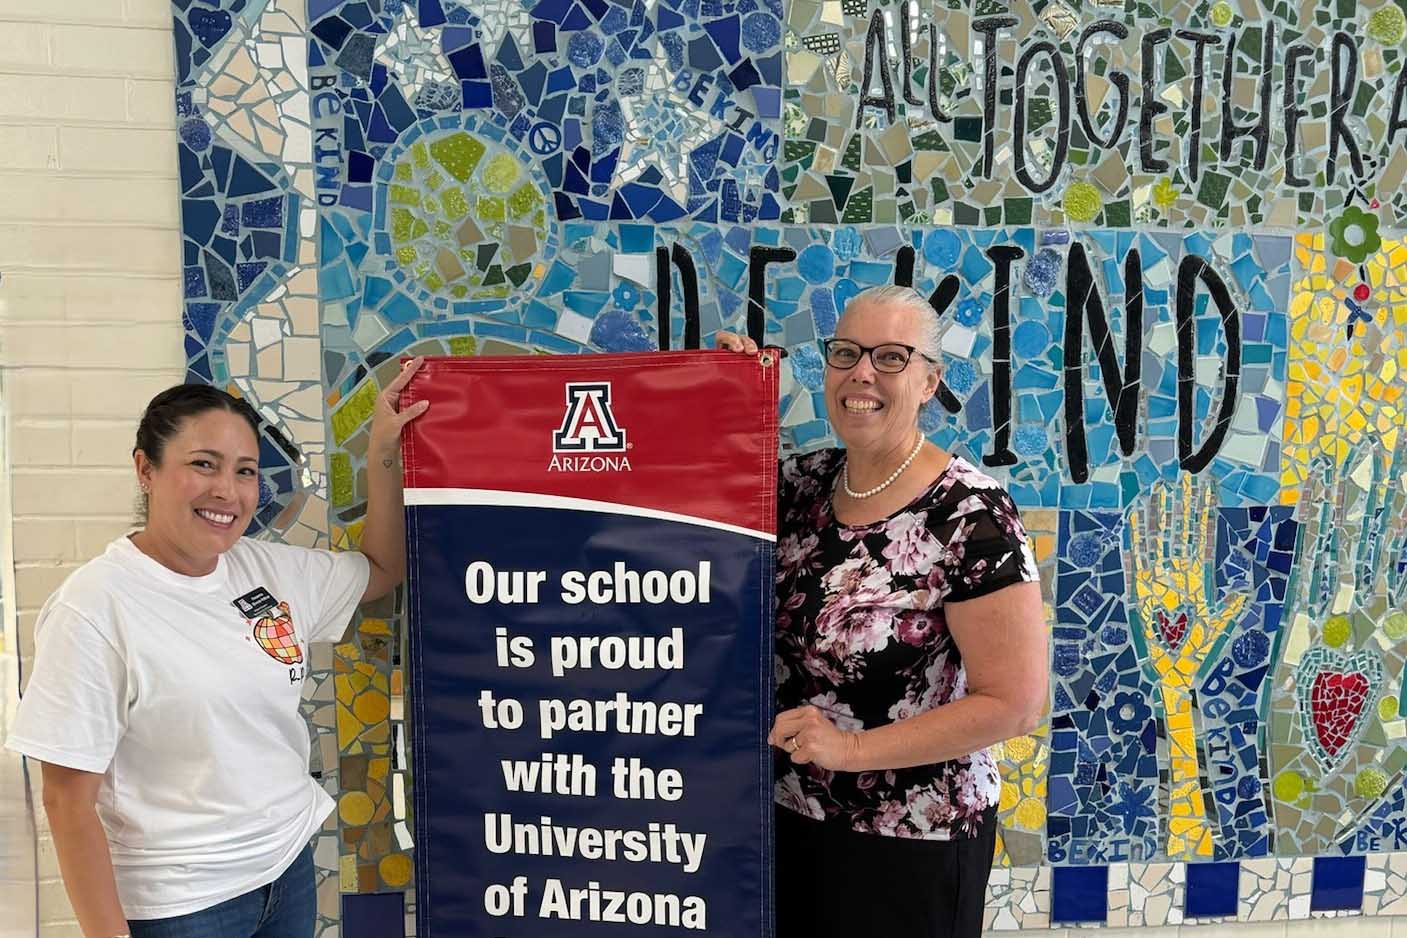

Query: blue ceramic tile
[1311,856,1366,912]
[1052,865,1108,924]
[1186,862,1240,918]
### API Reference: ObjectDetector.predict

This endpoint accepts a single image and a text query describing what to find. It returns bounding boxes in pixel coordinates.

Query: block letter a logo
[553,382,627,452]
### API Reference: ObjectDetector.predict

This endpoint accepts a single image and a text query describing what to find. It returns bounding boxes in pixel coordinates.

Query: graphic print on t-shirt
[253,602,303,665]
[231,587,304,666]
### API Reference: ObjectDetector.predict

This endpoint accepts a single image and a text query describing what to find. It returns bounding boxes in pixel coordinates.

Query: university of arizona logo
[550,382,631,471]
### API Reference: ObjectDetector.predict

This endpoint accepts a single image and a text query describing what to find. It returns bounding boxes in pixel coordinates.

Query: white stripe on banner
[404,487,777,542]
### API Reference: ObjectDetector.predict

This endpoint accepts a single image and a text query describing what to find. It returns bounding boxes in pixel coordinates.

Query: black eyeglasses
[822,338,936,374]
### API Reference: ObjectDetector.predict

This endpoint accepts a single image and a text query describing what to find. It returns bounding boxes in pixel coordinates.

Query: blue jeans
[128,845,316,938]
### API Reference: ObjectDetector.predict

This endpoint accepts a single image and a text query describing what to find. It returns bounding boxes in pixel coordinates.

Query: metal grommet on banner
[758,345,787,368]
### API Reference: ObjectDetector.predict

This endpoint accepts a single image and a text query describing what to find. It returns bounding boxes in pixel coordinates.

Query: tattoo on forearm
[383,458,394,468]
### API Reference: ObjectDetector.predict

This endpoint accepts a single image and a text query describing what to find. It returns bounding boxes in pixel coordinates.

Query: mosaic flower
[1111,692,1152,733]
[1005,735,1037,762]
[1067,530,1107,568]
[613,282,640,311]
[1273,769,1306,802]
[1357,767,1389,799]
[1013,796,1047,829]
[1323,613,1352,648]
[955,297,984,326]
[1107,780,1156,834]
[1232,629,1270,667]
[1368,4,1407,44]
[1062,181,1102,222]
[1023,248,1061,297]
[741,11,781,53]
[1327,205,1383,263]
[1153,177,1180,211]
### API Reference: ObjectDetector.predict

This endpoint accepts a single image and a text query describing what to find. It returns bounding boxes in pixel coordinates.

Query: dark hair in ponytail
[134,383,262,466]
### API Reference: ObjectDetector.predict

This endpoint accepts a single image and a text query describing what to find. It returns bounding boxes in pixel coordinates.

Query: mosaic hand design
[1269,433,1407,853]
[1127,474,1248,858]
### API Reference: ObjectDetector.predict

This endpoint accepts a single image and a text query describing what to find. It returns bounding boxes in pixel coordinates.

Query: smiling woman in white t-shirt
[6,357,431,938]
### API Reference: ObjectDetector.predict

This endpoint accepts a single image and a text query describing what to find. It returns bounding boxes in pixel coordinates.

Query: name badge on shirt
[231,586,278,619]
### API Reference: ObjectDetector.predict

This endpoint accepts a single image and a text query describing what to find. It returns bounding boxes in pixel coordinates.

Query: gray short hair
[842,285,945,367]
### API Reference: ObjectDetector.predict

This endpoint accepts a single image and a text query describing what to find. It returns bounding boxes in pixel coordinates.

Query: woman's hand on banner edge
[715,331,759,355]
[716,331,788,362]
[768,705,862,771]
[370,356,431,466]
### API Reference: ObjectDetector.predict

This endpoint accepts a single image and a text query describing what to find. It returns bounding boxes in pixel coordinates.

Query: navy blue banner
[401,353,779,937]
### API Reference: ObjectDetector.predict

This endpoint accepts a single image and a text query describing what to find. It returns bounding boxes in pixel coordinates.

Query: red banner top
[400,351,780,539]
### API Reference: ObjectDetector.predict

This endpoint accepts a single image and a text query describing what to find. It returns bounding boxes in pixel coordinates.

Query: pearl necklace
[842,433,925,499]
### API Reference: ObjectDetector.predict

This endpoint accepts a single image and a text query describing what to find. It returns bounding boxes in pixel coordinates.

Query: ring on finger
[787,736,799,753]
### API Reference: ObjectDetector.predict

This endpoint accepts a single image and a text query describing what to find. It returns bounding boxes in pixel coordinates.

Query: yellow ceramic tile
[1013,797,1046,829]
[379,853,414,888]
[339,854,358,892]
[336,705,362,749]
[339,791,375,826]
[360,618,392,635]
[369,757,391,783]
[353,689,390,724]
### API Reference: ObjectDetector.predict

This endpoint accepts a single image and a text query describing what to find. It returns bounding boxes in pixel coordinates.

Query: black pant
[775,807,997,938]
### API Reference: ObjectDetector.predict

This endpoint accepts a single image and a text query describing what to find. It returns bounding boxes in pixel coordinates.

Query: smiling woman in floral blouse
[720,285,1048,938]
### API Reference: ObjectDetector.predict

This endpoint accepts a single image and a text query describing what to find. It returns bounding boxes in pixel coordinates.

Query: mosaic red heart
[1308,670,1371,758]
[1156,610,1189,652]
[1294,646,1383,772]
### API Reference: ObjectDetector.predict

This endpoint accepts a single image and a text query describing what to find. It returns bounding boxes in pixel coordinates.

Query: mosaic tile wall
[166,0,1407,932]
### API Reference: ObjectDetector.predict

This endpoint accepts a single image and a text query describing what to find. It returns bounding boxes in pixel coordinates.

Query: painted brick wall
[0,1,183,934]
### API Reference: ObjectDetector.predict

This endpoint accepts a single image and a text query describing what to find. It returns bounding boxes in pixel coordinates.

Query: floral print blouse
[774,448,1039,840]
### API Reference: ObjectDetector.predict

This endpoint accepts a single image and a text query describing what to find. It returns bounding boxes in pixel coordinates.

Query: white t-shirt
[4,535,371,919]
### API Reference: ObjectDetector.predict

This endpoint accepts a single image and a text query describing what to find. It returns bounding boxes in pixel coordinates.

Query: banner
[400,351,780,938]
